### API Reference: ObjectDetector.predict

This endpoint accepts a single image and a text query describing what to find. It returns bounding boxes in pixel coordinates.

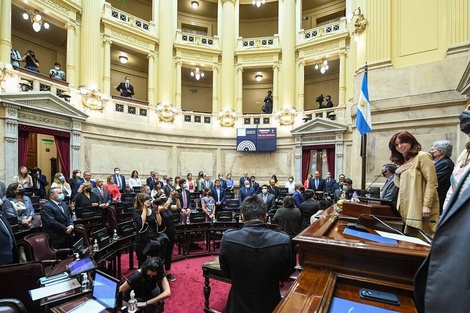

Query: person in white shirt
[129,170,142,191]
[285,176,295,194]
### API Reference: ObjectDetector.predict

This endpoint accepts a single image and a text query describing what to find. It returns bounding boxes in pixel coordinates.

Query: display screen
[236,128,277,152]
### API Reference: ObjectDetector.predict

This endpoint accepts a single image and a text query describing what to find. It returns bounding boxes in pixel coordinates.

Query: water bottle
[212,216,216,223]
[93,239,99,252]
[352,191,359,202]
[238,215,242,223]
[268,216,271,224]
[81,273,90,292]
[74,252,80,260]
[112,229,119,241]
[127,290,138,313]
[186,213,190,224]
[72,211,77,222]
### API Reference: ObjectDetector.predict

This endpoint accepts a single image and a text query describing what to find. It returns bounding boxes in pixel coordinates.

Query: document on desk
[67,299,106,313]
[343,228,398,245]
[329,297,400,313]
[376,230,431,246]
[29,278,80,301]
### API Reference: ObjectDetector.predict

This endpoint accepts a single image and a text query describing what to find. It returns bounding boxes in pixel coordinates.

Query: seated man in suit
[238,180,255,206]
[0,211,18,265]
[40,187,74,249]
[257,185,276,212]
[211,179,226,211]
[116,76,135,98]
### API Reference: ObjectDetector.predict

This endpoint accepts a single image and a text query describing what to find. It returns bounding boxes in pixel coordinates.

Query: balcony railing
[175,30,220,50]
[112,96,149,117]
[237,35,280,50]
[103,3,155,35]
[298,18,348,44]
[14,68,70,99]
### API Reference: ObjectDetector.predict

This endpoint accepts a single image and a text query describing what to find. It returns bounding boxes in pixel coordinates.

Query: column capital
[212,65,220,72]
[221,0,236,5]
[102,36,112,45]
[66,22,77,31]
[237,66,244,73]
[148,52,157,60]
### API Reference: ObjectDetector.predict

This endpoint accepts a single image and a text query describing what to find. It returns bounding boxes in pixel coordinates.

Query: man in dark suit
[31,168,48,198]
[239,172,250,188]
[211,179,226,211]
[116,76,135,98]
[414,168,470,313]
[299,190,320,230]
[0,212,18,265]
[250,176,260,194]
[113,167,127,194]
[324,172,337,194]
[219,195,292,313]
[178,178,192,224]
[40,187,74,249]
[238,180,255,206]
[257,185,276,212]
[199,174,213,191]
[429,140,454,214]
[93,178,112,206]
[308,171,326,192]
[268,178,280,200]
[380,164,399,204]
[292,183,305,208]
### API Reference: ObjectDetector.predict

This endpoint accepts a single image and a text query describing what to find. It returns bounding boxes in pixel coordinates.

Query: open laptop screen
[93,270,119,309]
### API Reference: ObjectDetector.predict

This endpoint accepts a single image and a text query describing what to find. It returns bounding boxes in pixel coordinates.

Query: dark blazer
[239,176,250,188]
[299,199,320,230]
[324,178,337,193]
[380,176,399,204]
[434,157,454,213]
[113,174,127,194]
[0,213,18,265]
[292,190,305,208]
[257,193,276,211]
[414,170,470,313]
[72,180,96,196]
[92,187,112,205]
[33,174,48,198]
[211,187,226,206]
[219,221,292,313]
[199,180,213,192]
[308,178,326,192]
[178,189,192,209]
[238,187,255,206]
[251,182,260,194]
[116,82,134,97]
[268,185,280,200]
[40,199,74,249]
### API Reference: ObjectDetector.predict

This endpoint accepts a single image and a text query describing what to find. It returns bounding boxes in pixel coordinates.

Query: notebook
[68,270,120,313]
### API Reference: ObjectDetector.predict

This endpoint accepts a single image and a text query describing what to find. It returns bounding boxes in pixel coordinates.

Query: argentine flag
[356,72,372,135]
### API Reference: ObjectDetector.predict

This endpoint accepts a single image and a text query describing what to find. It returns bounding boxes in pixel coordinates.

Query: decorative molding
[179,51,217,63]
[18,112,72,128]
[302,42,340,57]
[238,55,274,64]
[7,109,17,117]
[37,0,69,14]
[5,138,18,143]
[110,30,148,49]
[302,135,336,142]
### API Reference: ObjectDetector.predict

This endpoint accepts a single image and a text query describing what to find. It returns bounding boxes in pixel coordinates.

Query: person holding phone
[49,62,66,81]
[19,50,39,72]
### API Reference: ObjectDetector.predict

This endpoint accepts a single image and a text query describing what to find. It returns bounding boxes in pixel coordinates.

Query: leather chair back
[23,233,55,262]
[74,224,91,247]
[0,299,26,313]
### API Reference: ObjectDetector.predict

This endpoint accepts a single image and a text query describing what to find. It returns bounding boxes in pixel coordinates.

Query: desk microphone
[366,173,383,191]
[346,214,371,233]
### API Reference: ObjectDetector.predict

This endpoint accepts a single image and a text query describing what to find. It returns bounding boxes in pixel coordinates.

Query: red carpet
[121,249,230,312]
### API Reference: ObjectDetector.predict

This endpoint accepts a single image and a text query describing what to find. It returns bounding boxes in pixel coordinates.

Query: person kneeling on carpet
[120,257,171,313]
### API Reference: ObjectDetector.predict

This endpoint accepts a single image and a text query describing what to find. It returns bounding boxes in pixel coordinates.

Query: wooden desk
[201,257,230,313]
[92,241,117,276]
[49,294,122,313]
[115,233,135,277]
[273,205,428,312]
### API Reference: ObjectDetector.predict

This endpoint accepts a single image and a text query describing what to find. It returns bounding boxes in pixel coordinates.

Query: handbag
[142,222,168,256]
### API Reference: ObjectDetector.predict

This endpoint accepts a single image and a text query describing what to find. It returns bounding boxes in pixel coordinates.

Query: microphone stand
[366,173,383,191]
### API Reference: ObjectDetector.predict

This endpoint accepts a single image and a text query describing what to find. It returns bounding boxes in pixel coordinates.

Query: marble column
[102,36,112,95]
[366,0,391,65]
[278,0,296,109]
[448,0,470,45]
[212,65,219,112]
[80,0,105,88]
[148,52,156,105]
[0,0,12,64]
[66,23,77,87]
[220,0,237,111]
[236,66,243,113]
[175,59,182,110]
[339,53,346,105]
[157,0,176,105]
[4,107,18,183]
[297,61,305,110]
[70,121,82,178]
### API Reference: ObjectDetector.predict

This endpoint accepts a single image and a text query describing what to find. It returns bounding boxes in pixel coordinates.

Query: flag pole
[360,63,368,190]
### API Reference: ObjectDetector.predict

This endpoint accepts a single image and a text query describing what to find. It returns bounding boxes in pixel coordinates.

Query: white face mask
[183,183,188,188]
[262,189,268,194]
[289,179,293,182]
[125,79,130,84]
[115,170,120,175]
[76,173,81,178]
[245,185,250,189]
[55,66,60,70]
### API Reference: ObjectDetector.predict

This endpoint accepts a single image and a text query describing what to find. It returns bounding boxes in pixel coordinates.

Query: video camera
[315,94,324,104]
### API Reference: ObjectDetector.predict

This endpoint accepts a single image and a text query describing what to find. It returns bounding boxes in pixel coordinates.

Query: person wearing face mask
[113,167,127,194]
[72,181,101,208]
[69,169,84,197]
[201,188,216,221]
[49,62,66,81]
[333,178,354,202]
[218,173,227,190]
[429,140,454,214]
[238,181,255,206]
[51,172,72,202]
[285,176,295,194]
[41,187,74,249]
[116,76,135,98]
[379,163,399,204]
[250,176,260,194]
[2,183,36,229]
[178,178,193,224]
[257,184,276,212]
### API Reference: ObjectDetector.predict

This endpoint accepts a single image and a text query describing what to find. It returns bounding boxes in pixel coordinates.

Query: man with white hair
[429,140,454,214]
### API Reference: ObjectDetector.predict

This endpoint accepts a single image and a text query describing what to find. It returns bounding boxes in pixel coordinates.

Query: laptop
[67,257,98,277]
[68,270,120,313]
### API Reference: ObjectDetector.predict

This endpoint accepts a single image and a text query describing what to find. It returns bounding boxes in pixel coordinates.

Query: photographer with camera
[19,50,39,72]
[49,62,66,81]
[316,94,325,109]
[262,90,273,114]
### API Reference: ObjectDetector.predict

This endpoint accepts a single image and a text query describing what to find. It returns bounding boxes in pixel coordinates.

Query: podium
[274,205,428,313]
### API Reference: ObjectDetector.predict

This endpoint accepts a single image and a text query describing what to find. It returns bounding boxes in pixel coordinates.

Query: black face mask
[381,171,387,177]
[17,189,25,196]
[459,111,470,134]
[85,188,92,192]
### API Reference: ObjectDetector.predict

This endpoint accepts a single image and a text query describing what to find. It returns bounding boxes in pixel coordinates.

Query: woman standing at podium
[389,131,439,238]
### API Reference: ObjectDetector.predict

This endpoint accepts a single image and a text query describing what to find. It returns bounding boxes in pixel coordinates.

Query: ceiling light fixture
[252,0,266,7]
[119,55,128,64]
[190,66,204,80]
[191,1,199,9]
[314,59,329,74]
[255,74,263,82]
[23,10,49,32]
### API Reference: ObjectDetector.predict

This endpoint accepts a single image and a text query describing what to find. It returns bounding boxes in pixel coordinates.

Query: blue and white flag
[356,72,371,135]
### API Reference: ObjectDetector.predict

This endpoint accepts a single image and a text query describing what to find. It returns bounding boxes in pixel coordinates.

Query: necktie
[217,188,220,200]
[125,83,129,89]
[182,191,187,208]
[100,188,104,197]
[316,179,319,189]
[116,175,121,189]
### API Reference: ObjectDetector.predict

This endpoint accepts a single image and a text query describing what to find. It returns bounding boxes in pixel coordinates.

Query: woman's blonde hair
[78,181,92,193]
